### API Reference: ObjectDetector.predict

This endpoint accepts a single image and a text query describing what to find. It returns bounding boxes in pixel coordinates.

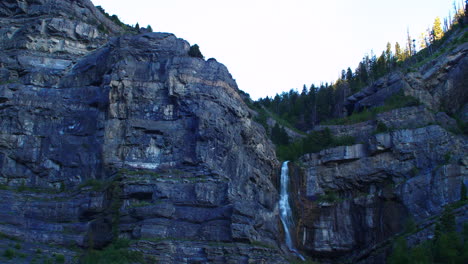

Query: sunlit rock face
[0,1,288,263]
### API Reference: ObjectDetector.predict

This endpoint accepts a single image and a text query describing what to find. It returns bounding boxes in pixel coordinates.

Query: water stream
[279,161,306,261]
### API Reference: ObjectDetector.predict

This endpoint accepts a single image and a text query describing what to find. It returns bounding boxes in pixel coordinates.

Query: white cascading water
[279,161,305,261]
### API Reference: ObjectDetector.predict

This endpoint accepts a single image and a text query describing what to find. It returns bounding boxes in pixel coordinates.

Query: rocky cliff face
[345,41,468,115]
[1,1,467,264]
[289,28,468,263]
[0,1,288,263]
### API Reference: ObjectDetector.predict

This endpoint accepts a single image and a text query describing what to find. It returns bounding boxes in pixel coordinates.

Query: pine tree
[395,42,403,62]
[346,67,353,81]
[388,237,410,264]
[135,22,140,31]
[188,44,204,59]
[385,42,393,66]
[432,17,444,41]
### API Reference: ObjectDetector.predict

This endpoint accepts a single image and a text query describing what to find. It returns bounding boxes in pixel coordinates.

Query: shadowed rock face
[0,1,288,263]
[290,28,468,263]
[292,124,467,263]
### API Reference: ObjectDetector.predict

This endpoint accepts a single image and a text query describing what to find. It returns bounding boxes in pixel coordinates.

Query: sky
[91,0,462,99]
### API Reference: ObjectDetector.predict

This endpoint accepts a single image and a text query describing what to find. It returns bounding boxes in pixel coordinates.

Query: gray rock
[295,124,467,262]
[0,1,285,262]
[318,144,367,164]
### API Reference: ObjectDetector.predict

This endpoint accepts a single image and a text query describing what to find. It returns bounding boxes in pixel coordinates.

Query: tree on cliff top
[189,44,204,59]
[432,17,444,41]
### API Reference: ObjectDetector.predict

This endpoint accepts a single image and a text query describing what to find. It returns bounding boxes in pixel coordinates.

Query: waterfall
[279,161,305,261]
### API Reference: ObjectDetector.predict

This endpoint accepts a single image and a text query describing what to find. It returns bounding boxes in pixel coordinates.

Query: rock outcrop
[289,28,468,262]
[0,1,288,263]
[345,40,468,115]
[292,123,467,263]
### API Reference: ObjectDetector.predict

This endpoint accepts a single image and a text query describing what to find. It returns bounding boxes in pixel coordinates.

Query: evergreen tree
[147,25,153,32]
[395,42,403,62]
[135,22,140,31]
[271,123,289,145]
[188,44,204,59]
[341,69,346,80]
[385,42,393,67]
[357,60,368,85]
[346,67,353,81]
[388,237,410,264]
[432,17,444,41]
[410,243,431,264]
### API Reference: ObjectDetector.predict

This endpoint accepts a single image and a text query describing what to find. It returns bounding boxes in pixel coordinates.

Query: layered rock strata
[0,1,288,263]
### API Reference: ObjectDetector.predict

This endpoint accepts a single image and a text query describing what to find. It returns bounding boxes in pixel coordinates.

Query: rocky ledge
[291,121,467,263]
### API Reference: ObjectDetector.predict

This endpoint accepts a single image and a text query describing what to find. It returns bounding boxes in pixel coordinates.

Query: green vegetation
[443,152,452,164]
[249,240,275,249]
[388,204,468,264]
[317,191,343,204]
[255,7,466,133]
[451,111,468,135]
[271,123,290,145]
[109,182,123,239]
[54,253,65,263]
[276,128,356,161]
[118,168,161,178]
[78,179,112,192]
[0,79,18,85]
[128,201,151,209]
[81,239,144,264]
[404,217,417,234]
[188,44,204,59]
[323,91,420,125]
[95,6,140,33]
[2,248,15,259]
[97,23,109,34]
[375,121,391,134]
[410,167,420,177]
[0,231,20,241]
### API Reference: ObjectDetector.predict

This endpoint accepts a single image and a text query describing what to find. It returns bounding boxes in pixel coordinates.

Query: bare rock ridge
[0,0,287,263]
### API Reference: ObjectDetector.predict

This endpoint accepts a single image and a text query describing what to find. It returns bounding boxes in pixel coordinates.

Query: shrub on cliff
[188,44,204,59]
[276,128,356,161]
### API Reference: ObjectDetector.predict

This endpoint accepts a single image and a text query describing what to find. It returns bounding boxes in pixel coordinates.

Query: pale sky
[91,0,462,99]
